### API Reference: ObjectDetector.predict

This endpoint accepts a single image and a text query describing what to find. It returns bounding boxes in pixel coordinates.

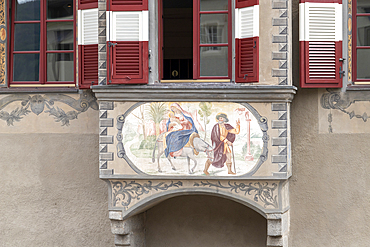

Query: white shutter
[235,5,259,39]
[107,11,149,42]
[78,8,98,45]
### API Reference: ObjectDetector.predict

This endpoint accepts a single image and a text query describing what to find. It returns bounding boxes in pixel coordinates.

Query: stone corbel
[266,211,290,247]
[109,211,145,247]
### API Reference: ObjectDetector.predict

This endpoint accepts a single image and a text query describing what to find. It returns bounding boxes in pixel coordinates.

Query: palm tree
[146,103,168,137]
[198,102,212,140]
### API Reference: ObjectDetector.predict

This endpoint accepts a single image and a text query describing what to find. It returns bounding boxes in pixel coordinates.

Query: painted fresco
[121,102,264,176]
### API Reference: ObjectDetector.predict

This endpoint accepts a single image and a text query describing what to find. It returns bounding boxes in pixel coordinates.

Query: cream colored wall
[290,88,370,246]
[0,93,114,246]
[145,195,267,247]
[258,0,280,85]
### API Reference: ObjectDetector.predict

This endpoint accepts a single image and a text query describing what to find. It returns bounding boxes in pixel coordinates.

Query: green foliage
[139,135,157,150]
[198,102,212,124]
[145,103,168,124]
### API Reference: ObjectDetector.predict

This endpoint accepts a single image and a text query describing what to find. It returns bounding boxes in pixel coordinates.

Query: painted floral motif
[0,91,98,126]
[194,181,278,208]
[112,180,183,207]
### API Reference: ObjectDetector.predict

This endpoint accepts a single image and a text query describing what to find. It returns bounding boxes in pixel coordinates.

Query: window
[106,0,259,84]
[353,0,370,82]
[10,0,75,86]
[299,0,343,88]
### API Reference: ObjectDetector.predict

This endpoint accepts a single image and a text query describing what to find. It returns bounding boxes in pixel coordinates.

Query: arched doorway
[145,195,267,247]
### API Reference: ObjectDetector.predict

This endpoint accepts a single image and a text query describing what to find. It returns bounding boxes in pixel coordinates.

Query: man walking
[204,113,240,175]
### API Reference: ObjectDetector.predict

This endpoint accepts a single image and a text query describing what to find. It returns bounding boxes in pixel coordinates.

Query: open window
[107,0,259,84]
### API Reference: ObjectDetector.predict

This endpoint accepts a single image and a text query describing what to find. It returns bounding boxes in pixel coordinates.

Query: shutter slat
[236,37,258,83]
[79,44,98,88]
[79,0,98,10]
[300,0,342,88]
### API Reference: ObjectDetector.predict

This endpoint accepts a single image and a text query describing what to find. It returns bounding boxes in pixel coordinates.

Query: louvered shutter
[107,1,149,84]
[78,3,98,89]
[299,0,343,88]
[235,0,259,83]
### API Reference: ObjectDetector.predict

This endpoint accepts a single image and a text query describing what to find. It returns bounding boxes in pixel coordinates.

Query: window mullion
[40,0,46,84]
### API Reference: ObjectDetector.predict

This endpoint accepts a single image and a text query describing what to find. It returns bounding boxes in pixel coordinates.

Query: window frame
[158,0,232,81]
[352,0,370,83]
[9,0,76,87]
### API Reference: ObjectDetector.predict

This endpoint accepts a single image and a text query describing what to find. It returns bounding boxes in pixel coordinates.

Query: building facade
[1,0,369,246]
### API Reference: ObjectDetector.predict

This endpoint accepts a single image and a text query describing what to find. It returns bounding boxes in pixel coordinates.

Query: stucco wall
[145,195,267,247]
[0,133,114,246]
[290,88,370,246]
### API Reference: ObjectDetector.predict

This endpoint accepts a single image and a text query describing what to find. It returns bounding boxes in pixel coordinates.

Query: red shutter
[79,0,98,10]
[79,44,98,89]
[236,0,259,8]
[78,4,98,89]
[235,0,259,83]
[236,37,259,83]
[300,0,343,88]
[109,0,148,11]
[108,2,149,84]
[109,41,148,84]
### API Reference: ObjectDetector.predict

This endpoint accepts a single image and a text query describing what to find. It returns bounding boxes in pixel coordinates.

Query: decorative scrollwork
[193,181,278,208]
[0,91,98,126]
[112,181,183,207]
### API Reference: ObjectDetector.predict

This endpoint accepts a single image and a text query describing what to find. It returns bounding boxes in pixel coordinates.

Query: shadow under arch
[112,187,278,221]
[144,194,268,247]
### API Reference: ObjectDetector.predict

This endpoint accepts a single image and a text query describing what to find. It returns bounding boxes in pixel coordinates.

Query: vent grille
[308,42,336,79]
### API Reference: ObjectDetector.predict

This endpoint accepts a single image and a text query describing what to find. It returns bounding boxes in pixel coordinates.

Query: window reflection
[200,14,228,44]
[47,22,74,50]
[47,0,73,20]
[200,46,228,76]
[13,54,39,81]
[200,0,228,11]
[47,53,74,81]
[15,0,40,21]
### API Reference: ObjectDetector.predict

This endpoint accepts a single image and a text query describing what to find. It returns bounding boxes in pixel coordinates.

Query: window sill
[347,83,370,91]
[0,86,79,94]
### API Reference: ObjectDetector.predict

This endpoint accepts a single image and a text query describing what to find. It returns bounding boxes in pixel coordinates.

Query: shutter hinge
[339,58,346,62]
[149,67,152,73]
[339,66,345,79]
[108,42,117,47]
[253,41,256,48]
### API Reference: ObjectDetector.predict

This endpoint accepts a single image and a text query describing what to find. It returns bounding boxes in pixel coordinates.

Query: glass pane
[357,0,370,14]
[200,0,228,11]
[47,22,74,50]
[200,14,228,44]
[200,46,228,76]
[47,0,73,20]
[47,53,74,81]
[15,0,40,21]
[357,17,370,46]
[357,49,370,79]
[14,24,40,51]
[13,54,39,81]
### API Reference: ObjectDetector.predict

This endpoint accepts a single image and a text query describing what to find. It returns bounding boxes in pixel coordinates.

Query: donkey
[152,133,214,174]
